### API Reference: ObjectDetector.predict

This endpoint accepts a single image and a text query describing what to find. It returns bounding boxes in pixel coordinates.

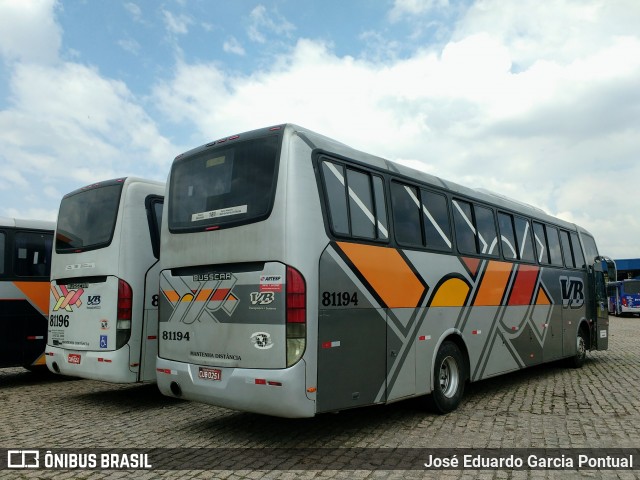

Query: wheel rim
[439,355,460,398]
[576,333,586,359]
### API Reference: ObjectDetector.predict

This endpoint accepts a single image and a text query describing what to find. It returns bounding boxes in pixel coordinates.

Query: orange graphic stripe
[535,287,552,305]
[163,290,180,303]
[13,281,50,315]
[473,261,513,306]
[337,242,425,309]
[430,278,470,307]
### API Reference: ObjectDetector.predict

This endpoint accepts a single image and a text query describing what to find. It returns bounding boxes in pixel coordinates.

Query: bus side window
[570,232,586,269]
[14,231,52,277]
[391,182,422,247]
[532,222,549,264]
[559,230,575,268]
[346,168,376,239]
[475,205,498,256]
[146,196,164,260]
[514,216,535,262]
[321,161,350,236]
[420,189,451,250]
[452,200,476,255]
[321,160,388,241]
[498,212,517,259]
[546,225,563,266]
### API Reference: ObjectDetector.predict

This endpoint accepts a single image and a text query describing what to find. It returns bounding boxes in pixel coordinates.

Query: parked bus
[0,218,54,370]
[46,178,164,383]
[607,279,640,316]
[156,124,610,417]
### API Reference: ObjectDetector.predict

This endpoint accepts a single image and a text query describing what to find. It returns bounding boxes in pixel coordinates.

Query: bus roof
[177,123,591,236]
[0,217,56,231]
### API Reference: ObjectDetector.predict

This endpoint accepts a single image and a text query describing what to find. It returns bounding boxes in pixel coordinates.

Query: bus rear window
[168,135,280,231]
[56,183,123,252]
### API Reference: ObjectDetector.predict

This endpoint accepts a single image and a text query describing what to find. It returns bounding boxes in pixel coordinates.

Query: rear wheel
[569,327,588,368]
[429,341,466,414]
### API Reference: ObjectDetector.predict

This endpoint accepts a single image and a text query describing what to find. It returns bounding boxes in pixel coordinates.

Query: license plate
[68,353,81,365]
[198,367,221,381]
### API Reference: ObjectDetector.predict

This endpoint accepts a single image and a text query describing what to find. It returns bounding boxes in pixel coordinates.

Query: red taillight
[622,297,628,307]
[118,279,133,320]
[286,266,306,323]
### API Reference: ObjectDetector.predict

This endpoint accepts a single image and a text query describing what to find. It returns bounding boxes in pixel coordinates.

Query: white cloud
[124,2,142,20]
[0,0,61,63]
[248,5,295,44]
[153,0,640,258]
[389,0,450,21]
[223,37,245,56]
[162,9,192,35]
[0,61,177,217]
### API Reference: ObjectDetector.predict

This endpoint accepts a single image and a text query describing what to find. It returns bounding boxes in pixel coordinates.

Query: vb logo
[559,276,585,309]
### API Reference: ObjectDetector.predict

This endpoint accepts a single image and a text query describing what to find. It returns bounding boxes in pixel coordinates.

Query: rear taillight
[116,279,132,349]
[622,296,628,307]
[286,266,306,367]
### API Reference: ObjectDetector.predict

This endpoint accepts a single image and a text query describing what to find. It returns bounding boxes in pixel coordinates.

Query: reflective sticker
[191,205,247,222]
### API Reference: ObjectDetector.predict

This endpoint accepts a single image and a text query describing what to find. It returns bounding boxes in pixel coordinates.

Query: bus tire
[569,327,588,368]
[429,341,465,414]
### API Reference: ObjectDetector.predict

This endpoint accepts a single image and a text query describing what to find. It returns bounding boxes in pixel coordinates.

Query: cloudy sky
[1,0,638,259]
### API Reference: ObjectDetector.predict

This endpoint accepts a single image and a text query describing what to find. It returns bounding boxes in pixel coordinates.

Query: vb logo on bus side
[559,276,585,309]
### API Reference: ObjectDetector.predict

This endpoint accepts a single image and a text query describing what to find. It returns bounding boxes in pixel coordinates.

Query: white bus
[156,124,610,417]
[46,177,164,383]
[0,218,54,370]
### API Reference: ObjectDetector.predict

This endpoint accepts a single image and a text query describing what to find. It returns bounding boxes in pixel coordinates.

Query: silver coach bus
[156,124,610,417]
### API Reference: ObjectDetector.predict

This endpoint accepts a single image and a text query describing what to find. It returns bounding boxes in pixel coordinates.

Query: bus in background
[46,178,164,383]
[0,218,54,371]
[607,279,640,316]
[156,124,611,418]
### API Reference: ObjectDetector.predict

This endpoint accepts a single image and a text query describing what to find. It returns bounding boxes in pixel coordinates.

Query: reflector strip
[321,341,341,349]
[156,368,177,375]
[97,358,112,363]
[26,336,44,340]
[255,379,267,385]
[472,330,482,335]
[148,335,157,340]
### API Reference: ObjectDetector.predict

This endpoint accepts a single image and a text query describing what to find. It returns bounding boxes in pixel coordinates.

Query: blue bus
[607,279,640,316]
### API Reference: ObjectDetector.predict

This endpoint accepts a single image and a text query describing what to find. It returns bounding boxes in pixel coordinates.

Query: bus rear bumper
[45,345,139,383]
[156,357,316,418]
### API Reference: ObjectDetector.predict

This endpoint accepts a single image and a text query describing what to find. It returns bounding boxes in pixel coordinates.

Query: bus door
[138,196,163,381]
[589,257,613,350]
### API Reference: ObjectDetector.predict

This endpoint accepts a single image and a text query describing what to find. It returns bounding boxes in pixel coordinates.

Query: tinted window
[515,216,535,262]
[147,197,164,260]
[321,161,349,235]
[14,231,52,277]
[169,135,280,231]
[532,222,548,264]
[56,182,123,252]
[581,233,599,264]
[347,169,376,239]
[321,161,388,241]
[623,281,640,295]
[498,213,517,259]
[421,189,451,250]
[453,200,476,254]
[560,230,574,267]
[372,176,388,240]
[546,226,563,266]
[475,205,498,256]
[391,182,422,246]
[570,232,586,269]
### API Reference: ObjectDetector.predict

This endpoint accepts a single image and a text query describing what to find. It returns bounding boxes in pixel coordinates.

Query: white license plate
[198,367,221,381]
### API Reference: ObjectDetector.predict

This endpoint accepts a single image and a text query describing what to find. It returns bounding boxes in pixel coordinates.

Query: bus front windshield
[168,135,280,232]
[55,182,123,252]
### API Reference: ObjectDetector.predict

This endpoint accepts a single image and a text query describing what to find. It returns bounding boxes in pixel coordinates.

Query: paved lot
[1,316,639,479]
